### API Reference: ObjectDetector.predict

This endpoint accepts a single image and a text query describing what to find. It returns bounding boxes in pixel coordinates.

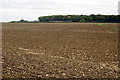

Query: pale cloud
[0,0,119,22]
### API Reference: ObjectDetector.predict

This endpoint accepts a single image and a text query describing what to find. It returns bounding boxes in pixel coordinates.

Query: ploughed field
[2,23,118,78]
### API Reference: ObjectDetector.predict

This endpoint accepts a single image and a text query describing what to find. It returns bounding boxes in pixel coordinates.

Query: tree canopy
[38,14,120,23]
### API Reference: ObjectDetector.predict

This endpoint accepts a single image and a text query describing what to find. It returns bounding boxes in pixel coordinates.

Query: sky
[0,0,119,22]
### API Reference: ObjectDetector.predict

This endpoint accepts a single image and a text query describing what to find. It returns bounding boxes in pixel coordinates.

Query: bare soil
[2,23,118,78]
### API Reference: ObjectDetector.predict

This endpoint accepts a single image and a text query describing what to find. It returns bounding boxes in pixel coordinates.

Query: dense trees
[10,14,119,23]
[38,14,119,23]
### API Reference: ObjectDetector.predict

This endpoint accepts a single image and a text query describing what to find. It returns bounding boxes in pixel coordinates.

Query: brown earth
[2,23,119,78]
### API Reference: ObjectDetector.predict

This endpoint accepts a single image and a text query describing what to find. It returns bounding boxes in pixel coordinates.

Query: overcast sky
[0,0,119,22]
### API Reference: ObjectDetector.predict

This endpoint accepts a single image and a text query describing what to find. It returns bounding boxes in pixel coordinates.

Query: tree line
[10,19,39,23]
[38,14,120,23]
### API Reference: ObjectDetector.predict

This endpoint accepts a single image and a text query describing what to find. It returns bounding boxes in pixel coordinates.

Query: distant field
[2,23,118,78]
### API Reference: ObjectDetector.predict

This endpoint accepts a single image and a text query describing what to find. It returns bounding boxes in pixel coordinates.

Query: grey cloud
[1,1,56,10]
[0,0,119,22]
